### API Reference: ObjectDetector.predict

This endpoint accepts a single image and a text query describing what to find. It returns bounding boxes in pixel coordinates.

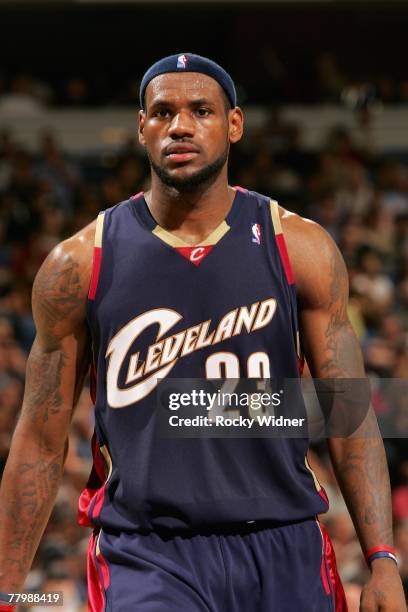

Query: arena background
[0,1,407,610]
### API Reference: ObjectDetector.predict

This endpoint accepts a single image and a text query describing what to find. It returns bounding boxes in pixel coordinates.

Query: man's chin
[163,166,203,185]
[158,172,209,192]
[152,165,220,192]
[148,147,229,192]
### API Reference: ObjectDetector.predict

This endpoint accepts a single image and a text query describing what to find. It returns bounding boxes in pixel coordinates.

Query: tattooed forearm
[329,431,393,551]
[23,342,66,422]
[0,450,64,589]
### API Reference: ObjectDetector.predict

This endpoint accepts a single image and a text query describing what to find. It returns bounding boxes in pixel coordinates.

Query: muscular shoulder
[279,206,348,309]
[32,220,96,345]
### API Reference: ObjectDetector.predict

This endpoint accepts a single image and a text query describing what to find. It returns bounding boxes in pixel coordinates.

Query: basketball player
[0,54,405,611]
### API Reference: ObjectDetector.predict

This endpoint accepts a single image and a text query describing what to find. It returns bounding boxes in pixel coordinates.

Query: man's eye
[154,110,170,118]
[196,108,210,117]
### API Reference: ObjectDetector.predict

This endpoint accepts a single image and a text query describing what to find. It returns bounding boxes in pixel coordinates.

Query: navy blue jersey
[79,188,329,533]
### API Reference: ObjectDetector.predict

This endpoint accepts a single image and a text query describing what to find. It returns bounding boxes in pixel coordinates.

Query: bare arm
[0,225,94,593]
[284,212,405,611]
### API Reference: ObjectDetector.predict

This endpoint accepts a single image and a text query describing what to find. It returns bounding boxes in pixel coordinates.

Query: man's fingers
[360,589,377,612]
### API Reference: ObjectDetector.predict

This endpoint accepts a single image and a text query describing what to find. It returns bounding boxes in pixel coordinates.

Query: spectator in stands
[0,74,46,117]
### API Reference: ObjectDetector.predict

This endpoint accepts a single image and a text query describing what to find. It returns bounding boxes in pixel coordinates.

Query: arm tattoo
[332,435,393,541]
[320,312,363,377]
[33,253,82,334]
[320,248,364,377]
[3,455,63,584]
[0,240,90,591]
[308,242,393,552]
[24,343,66,422]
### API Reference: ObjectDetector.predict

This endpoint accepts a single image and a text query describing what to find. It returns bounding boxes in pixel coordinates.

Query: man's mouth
[164,143,200,163]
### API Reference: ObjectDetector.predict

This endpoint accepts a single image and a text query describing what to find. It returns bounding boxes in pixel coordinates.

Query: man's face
[139,72,243,191]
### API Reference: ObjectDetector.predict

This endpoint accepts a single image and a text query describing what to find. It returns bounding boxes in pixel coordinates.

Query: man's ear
[138,110,146,146]
[229,107,244,144]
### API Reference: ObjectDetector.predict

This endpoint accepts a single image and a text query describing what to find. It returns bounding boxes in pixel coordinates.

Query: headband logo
[177,54,188,69]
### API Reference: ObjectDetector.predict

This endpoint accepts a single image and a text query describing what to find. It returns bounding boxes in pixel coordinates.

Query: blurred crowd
[1,51,408,115]
[0,107,407,611]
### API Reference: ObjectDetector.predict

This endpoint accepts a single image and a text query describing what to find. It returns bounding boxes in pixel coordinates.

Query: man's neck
[144,173,236,245]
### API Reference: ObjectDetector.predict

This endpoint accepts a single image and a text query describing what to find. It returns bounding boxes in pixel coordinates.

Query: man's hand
[360,560,406,611]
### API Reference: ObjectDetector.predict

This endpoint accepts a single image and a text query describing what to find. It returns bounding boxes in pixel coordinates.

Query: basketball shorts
[87,518,347,611]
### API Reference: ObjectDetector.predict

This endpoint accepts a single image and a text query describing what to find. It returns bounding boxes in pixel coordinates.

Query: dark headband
[140,53,237,110]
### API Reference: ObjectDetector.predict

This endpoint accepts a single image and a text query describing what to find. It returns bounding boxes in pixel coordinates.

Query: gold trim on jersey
[152,226,189,248]
[95,212,105,248]
[296,331,305,365]
[269,199,282,235]
[152,221,230,249]
[99,444,113,480]
[96,530,102,556]
[305,456,322,492]
[315,518,325,554]
[201,221,230,246]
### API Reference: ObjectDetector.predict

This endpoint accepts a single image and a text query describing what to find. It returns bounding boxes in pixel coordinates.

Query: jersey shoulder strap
[88,211,106,301]
[269,199,295,286]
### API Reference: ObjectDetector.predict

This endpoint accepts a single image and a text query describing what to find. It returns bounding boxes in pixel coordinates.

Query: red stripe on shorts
[87,532,105,612]
[320,523,348,611]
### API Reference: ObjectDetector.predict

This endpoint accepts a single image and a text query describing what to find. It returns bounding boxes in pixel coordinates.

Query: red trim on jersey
[78,435,107,527]
[297,356,305,376]
[321,555,331,595]
[87,531,105,612]
[320,523,348,611]
[78,486,97,527]
[233,185,247,193]
[175,245,213,266]
[92,482,108,520]
[88,247,102,300]
[275,233,295,285]
[318,487,330,507]
[131,191,144,199]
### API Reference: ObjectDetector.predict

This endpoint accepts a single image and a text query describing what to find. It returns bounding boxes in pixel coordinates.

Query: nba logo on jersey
[177,54,188,69]
[251,223,262,244]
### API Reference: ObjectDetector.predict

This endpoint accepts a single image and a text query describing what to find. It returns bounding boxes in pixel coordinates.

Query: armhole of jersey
[88,212,105,301]
[269,199,295,286]
[296,330,305,375]
[270,199,305,372]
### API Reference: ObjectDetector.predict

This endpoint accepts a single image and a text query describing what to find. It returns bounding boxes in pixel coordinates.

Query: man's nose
[168,111,195,139]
